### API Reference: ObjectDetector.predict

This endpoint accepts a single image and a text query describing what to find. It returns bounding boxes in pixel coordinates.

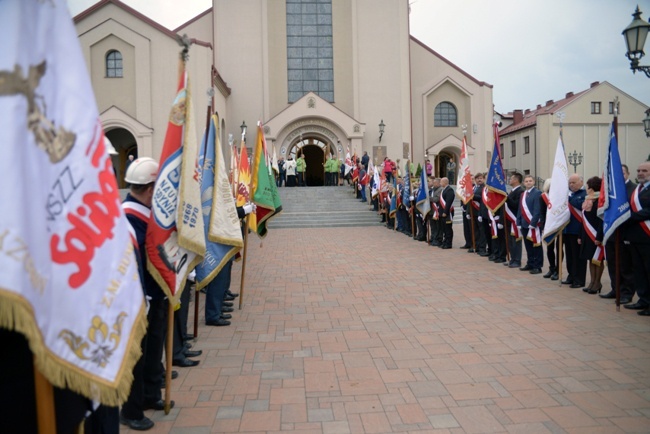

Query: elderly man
[624,162,650,315]
[562,174,587,288]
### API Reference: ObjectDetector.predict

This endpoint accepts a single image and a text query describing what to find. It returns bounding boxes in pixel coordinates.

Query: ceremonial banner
[230,141,239,197]
[249,124,282,238]
[485,124,507,212]
[146,59,205,304]
[236,143,251,206]
[543,136,570,244]
[456,135,473,204]
[416,166,431,217]
[372,161,381,199]
[0,0,145,405]
[195,114,243,289]
[597,122,630,245]
[271,144,279,175]
[402,162,411,207]
[389,177,398,218]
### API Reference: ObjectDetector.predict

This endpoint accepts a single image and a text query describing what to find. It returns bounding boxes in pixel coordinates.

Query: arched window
[434,102,457,127]
[106,50,123,78]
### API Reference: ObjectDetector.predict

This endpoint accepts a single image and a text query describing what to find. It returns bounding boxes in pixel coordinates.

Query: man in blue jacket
[517,175,543,274]
[562,174,587,288]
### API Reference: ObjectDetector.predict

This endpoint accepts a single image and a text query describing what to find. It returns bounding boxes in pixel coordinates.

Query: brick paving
[123,224,650,433]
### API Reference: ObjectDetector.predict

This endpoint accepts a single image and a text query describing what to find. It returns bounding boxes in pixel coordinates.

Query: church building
[74,0,494,187]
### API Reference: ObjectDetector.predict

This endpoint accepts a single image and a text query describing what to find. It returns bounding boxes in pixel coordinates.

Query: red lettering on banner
[50,138,122,289]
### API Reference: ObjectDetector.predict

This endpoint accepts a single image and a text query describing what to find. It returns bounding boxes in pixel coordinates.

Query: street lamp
[644,108,650,137]
[378,119,385,142]
[567,150,583,173]
[240,120,247,142]
[622,6,650,77]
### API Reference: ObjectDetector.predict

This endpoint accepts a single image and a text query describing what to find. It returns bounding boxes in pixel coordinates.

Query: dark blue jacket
[563,189,586,235]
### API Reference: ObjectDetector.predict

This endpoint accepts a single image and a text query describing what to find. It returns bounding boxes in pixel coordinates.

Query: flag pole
[612,98,621,311]
[239,127,250,310]
[34,366,56,434]
[558,232,564,286]
[165,35,192,415]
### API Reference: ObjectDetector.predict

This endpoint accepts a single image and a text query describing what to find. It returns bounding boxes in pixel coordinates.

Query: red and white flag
[0,0,145,405]
[455,135,473,204]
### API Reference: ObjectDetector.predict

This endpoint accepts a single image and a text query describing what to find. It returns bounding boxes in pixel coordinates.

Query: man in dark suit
[562,174,587,288]
[439,177,455,248]
[623,162,650,315]
[601,164,637,303]
[504,173,524,269]
[517,175,543,274]
[472,173,488,255]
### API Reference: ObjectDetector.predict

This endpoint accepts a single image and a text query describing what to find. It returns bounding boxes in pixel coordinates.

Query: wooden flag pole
[555,231,563,286]
[503,208,511,262]
[239,215,250,311]
[33,365,56,434]
[164,302,173,414]
[193,285,199,338]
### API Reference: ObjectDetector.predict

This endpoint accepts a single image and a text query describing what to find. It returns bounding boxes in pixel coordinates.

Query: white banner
[543,136,570,243]
[0,0,146,405]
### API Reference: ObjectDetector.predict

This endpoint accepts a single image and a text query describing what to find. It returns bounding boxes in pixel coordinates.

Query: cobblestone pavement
[122,225,650,433]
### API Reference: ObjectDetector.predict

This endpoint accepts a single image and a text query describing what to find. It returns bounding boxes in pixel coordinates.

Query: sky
[67,0,650,115]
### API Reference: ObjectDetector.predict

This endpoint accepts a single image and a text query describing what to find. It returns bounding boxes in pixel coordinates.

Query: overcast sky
[68,0,650,115]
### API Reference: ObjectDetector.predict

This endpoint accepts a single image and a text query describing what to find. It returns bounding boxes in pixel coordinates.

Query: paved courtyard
[123,224,650,433]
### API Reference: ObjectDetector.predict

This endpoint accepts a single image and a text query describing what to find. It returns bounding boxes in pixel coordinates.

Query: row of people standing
[367,160,650,317]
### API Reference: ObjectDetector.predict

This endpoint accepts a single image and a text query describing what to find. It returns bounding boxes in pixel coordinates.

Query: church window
[106,50,123,78]
[434,102,457,127]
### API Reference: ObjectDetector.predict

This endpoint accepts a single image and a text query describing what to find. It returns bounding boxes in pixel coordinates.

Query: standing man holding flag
[415,166,431,240]
[542,123,571,281]
[456,133,474,250]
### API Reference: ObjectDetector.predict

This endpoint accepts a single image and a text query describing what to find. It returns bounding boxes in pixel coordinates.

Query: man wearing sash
[624,162,650,315]
[517,175,543,274]
[430,177,443,246]
[562,174,587,288]
[121,157,172,430]
[472,173,488,255]
[601,164,637,303]
[505,173,524,268]
[440,177,455,249]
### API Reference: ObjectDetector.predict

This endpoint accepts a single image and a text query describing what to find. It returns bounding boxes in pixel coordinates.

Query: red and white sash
[582,210,604,265]
[431,203,439,220]
[569,201,584,224]
[439,189,454,219]
[504,204,521,240]
[482,188,497,238]
[122,201,151,251]
[631,185,650,237]
[520,190,541,246]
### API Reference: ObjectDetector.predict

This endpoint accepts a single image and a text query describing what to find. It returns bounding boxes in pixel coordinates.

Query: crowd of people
[357,159,650,318]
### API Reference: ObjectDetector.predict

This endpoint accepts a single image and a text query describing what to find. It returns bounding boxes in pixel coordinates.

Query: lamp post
[644,108,650,138]
[567,150,583,173]
[622,6,650,77]
[240,120,247,142]
[378,119,385,142]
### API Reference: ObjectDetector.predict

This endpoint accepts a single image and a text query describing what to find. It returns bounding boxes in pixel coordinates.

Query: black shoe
[543,270,554,278]
[508,263,521,269]
[520,265,532,271]
[183,333,194,341]
[624,302,649,310]
[224,295,235,301]
[206,318,231,326]
[162,370,179,380]
[600,291,616,299]
[172,357,199,367]
[441,245,451,249]
[459,245,470,249]
[184,349,202,358]
[561,279,573,285]
[220,313,232,320]
[638,308,650,316]
[143,399,174,411]
[479,252,490,257]
[223,301,234,307]
[120,415,154,430]
[570,283,584,289]
[494,258,506,264]
[529,268,542,275]
[550,273,559,281]
[227,291,239,298]
[222,306,234,313]
[467,249,476,253]
[619,297,632,304]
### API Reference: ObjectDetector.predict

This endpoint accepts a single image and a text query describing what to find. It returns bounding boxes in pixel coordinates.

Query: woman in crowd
[580,176,604,294]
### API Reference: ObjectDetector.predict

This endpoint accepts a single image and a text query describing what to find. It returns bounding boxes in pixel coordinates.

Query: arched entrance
[289,136,335,187]
[435,151,457,183]
[106,127,138,188]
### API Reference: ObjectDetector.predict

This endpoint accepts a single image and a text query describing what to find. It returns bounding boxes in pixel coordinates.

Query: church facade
[74,0,494,187]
